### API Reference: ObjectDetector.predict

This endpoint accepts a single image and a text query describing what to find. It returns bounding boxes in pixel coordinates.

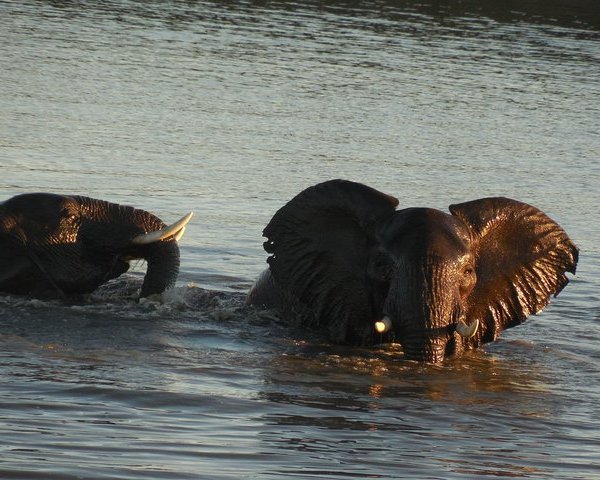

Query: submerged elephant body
[248,180,578,362]
[0,193,192,298]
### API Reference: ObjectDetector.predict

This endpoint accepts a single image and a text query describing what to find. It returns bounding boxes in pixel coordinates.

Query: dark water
[1,1,599,478]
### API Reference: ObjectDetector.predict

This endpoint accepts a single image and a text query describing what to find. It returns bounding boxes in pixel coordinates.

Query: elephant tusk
[456,318,479,338]
[132,212,193,245]
[174,226,187,242]
[374,316,393,334]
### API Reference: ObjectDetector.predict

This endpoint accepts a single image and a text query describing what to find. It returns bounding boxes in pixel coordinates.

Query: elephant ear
[449,197,578,343]
[263,179,398,344]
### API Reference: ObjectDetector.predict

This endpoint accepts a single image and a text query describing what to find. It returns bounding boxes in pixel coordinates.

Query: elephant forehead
[5,193,78,216]
[3,193,81,238]
[382,208,471,257]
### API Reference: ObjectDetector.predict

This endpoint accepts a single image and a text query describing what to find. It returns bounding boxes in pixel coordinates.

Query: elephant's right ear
[263,179,398,344]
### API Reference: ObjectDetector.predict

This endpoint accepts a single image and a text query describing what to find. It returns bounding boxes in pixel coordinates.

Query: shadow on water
[37,0,600,30]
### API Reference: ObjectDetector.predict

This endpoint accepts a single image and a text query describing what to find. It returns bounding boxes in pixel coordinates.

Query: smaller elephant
[0,193,193,298]
[248,180,578,363]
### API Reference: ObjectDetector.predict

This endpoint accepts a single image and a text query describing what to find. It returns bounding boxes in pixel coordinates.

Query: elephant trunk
[400,331,449,363]
[139,238,180,297]
[386,258,461,362]
[76,197,189,298]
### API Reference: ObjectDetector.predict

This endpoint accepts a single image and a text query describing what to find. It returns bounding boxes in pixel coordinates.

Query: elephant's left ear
[449,197,578,342]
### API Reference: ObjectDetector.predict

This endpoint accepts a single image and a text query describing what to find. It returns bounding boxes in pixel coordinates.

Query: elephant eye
[460,265,477,298]
[60,207,77,222]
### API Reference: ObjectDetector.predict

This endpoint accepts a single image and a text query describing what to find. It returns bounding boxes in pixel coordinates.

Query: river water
[1,1,599,479]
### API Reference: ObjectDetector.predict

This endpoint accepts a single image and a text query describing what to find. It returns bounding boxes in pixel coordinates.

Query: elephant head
[248,180,578,363]
[0,193,192,298]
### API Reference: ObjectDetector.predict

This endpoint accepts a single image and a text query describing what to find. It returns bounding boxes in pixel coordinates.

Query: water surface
[1,1,599,479]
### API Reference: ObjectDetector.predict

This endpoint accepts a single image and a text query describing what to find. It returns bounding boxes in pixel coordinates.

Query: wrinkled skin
[0,193,191,298]
[248,180,579,363]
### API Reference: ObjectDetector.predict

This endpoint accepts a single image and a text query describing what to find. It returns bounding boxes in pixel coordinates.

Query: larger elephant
[248,180,578,363]
[0,193,192,298]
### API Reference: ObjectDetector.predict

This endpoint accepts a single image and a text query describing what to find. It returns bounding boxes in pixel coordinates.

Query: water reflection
[256,346,567,478]
[260,342,554,417]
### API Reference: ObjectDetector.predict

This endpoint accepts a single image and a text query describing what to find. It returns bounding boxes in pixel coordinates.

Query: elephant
[247,180,579,363]
[0,193,192,299]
